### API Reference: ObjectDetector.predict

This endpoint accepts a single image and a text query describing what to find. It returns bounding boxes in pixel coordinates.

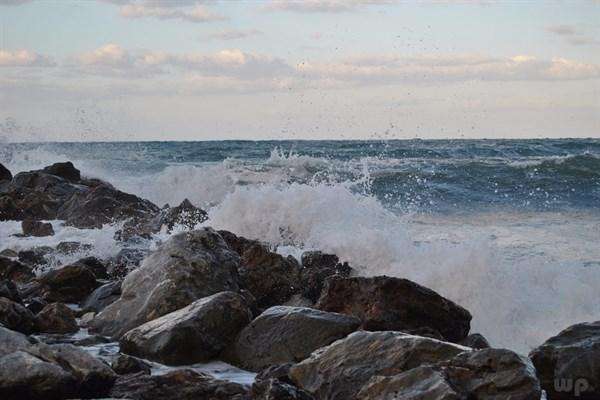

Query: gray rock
[289,331,470,400]
[316,275,472,343]
[37,263,100,303]
[0,163,11,182]
[90,228,241,339]
[0,279,21,303]
[0,256,34,283]
[252,378,315,400]
[21,219,55,237]
[231,306,360,371]
[0,297,37,334]
[0,325,32,357]
[300,251,352,303]
[529,320,600,400]
[459,333,490,349]
[120,291,252,365]
[42,161,81,182]
[35,302,78,334]
[82,280,122,313]
[111,354,152,375]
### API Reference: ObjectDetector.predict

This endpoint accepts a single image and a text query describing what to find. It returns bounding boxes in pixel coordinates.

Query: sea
[1,139,600,355]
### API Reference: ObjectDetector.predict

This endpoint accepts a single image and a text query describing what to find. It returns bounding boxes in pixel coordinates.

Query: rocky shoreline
[0,161,598,399]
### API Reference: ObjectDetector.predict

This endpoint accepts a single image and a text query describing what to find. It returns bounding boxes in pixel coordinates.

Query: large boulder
[21,219,54,237]
[357,348,541,400]
[230,306,360,372]
[0,326,32,357]
[109,369,249,400]
[0,297,37,334]
[82,280,121,313]
[0,163,11,182]
[289,331,470,400]
[35,303,78,334]
[252,378,315,400]
[460,333,490,349]
[111,354,152,375]
[89,228,241,338]
[37,263,99,303]
[300,251,352,303]
[42,161,80,182]
[0,256,34,283]
[0,279,21,303]
[120,291,252,365]
[316,276,472,343]
[529,321,600,400]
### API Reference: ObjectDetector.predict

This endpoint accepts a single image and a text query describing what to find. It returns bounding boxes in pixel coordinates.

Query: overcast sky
[1,0,599,142]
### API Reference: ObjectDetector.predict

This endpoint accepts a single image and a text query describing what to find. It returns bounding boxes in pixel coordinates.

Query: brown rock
[35,303,78,334]
[21,219,54,237]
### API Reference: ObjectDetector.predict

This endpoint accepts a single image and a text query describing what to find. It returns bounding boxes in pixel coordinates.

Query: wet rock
[73,334,112,346]
[55,241,92,255]
[37,263,99,303]
[0,297,36,334]
[42,161,81,182]
[0,325,32,357]
[252,378,315,400]
[0,350,77,400]
[25,297,48,314]
[316,276,472,343]
[90,228,241,338]
[108,248,148,279]
[109,369,249,400]
[460,333,490,349]
[256,363,295,384]
[219,229,260,255]
[0,279,21,303]
[289,331,470,400]
[111,354,152,375]
[82,280,122,313]
[79,311,96,326]
[120,291,252,365]
[231,306,360,372]
[357,348,541,400]
[0,248,18,258]
[0,195,22,220]
[300,251,352,303]
[73,256,109,280]
[35,302,78,334]
[17,246,53,268]
[0,256,34,283]
[21,219,54,237]
[529,320,600,400]
[0,163,11,182]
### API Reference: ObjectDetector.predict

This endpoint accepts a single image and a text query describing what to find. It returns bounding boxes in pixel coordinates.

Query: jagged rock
[0,163,12,182]
[37,263,99,303]
[42,161,81,182]
[0,256,34,282]
[289,331,470,400]
[90,229,241,338]
[17,246,53,268]
[256,363,295,384]
[300,251,352,303]
[111,354,152,375]
[21,219,55,237]
[120,291,252,365]
[25,297,47,314]
[28,343,116,398]
[0,279,21,303]
[109,369,249,400]
[0,297,36,334]
[530,320,600,400]
[0,325,32,357]
[460,333,490,349]
[82,280,121,313]
[55,241,92,255]
[72,256,108,279]
[357,348,541,400]
[219,229,260,255]
[252,378,315,400]
[35,302,78,334]
[108,248,148,279]
[316,276,472,343]
[230,306,360,372]
[0,350,77,400]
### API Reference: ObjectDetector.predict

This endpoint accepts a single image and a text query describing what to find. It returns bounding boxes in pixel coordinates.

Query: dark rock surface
[21,219,54,237]
[300,251,352,303]
[37,263,99,303]
[0,297,37,334]
[0,163,12,182]
[231,306,360,372]
[35,302,78,334]
[460,333,491,349]
[111,354,152,375]
[0,256,34,283]
[42,161,81,182]
[120,291,252,365]
[82,280,122,313]
[90,228,241,338]
[530,320,600,400]
[0,280,21,303]
[252,378,315,400]
[25,297,48,314]
[289,331,470,400]
[316,275,472,343]
[0,326,32,357]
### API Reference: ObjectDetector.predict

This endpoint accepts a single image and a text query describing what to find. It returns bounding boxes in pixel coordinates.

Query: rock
[21,219,54,237]
[72,256,108,279]
[357,348,541,400]
[37,263,99,303]
[17,246,53,268]
[79,311,96,326]
[82,281,122,313]
[0,297,36,334]
[120,291,252,365]
[109,369,249,400]
[283,294,314,308]
[25,297,47,314]
[316,276,472,343]
[0,163,12,182]
[289,331,470,400]
[90,229,241,339]
[42,161,81,182]
[219,229,260,255]
[0,325,32,357]
[73,334,112,347]
[256,363,295,384]
[230,306,360,372]
[460,333,490,349]
[529,320,600,400]
[0,279,21,303]
[252,378,315,400]
[0,248,18,257]
[108,248,148,278]
[28,342,117,398]
[300,251,352,303]
[0,350,77,400]
[0,256,34,282]
[35,302,78,334]
[55,241,92,255]
[0,195,21,220]
[111,354,152,375]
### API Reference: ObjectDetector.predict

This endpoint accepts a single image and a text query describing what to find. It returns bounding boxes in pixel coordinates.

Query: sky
[0,0,599,142]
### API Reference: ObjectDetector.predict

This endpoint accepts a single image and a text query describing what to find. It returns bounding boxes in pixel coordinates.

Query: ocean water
[1,139,600,354]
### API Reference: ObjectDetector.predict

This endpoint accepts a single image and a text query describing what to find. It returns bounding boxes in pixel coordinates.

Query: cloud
[0,0,33,5]
[104,0,226,22]
[264,0,388,13]
[208,29,263,41]
[546,25,577,36]
[78,43,132,67]
[546,24,599,46]
[0,50,54,67]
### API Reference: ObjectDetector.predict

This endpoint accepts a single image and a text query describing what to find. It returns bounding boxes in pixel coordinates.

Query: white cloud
[0,50,54,67]
[264,0,389,13]
[78,43,132,67]
[545,24,599,46]
[209,29,263,41]
[106,0,226,22]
